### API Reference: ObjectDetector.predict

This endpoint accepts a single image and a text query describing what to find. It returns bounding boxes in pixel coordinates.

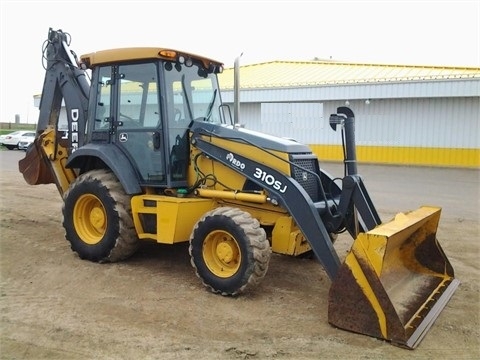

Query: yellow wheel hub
[73,194,107,245]
[203,230,241,278]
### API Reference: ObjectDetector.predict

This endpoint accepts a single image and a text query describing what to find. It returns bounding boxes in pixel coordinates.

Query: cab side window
[93,67,112,130]
[118,63,161,129]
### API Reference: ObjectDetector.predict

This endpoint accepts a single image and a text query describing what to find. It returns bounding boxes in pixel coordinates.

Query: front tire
[62,169,138,262]
[189,207,271,296]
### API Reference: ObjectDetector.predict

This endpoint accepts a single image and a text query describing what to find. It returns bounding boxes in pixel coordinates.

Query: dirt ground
[1,150,479,359]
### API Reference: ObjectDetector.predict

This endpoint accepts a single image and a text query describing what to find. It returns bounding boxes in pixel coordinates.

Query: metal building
[218,61,480,168]
[33,60,479,168]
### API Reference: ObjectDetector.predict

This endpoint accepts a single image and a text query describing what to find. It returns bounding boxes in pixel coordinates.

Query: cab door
[113,62,166,185]
[91,62,167,186]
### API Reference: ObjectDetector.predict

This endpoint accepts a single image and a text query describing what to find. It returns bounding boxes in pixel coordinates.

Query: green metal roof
[218,61,480,90]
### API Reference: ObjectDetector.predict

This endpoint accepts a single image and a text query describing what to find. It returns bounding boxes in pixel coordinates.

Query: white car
[0,130,36,150]
[17,133,36,151]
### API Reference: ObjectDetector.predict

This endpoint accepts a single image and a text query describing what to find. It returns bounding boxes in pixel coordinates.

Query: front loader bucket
[18,138,55,185]
[328,206,459,349]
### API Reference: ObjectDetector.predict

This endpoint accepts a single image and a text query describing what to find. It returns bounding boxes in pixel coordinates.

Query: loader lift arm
[191,124,383,280]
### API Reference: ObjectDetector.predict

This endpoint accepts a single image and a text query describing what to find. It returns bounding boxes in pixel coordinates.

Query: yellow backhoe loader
[19,28,459,349]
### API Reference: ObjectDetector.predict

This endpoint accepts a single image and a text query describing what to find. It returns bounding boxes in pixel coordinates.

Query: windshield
[163,61,227,124]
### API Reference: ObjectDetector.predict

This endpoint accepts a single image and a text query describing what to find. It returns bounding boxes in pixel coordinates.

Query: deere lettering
[71,108,79,151]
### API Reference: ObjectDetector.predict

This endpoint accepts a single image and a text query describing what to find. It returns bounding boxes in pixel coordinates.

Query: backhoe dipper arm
[19,28,90,196]
[191,130,342,280]
[37,28,90,152]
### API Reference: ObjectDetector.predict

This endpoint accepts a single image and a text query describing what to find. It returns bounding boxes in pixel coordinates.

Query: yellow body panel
[131,195,216,244]
[189,136,292,193]
[271,216,311,255]
[131,189,306,254]
[40,129,77,194]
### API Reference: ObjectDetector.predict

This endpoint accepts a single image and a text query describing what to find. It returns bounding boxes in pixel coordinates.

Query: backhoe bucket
[18,138,55,185]
[328,206,459,349]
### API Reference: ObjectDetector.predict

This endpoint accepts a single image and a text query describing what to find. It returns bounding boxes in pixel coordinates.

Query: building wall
[224,96,480,168]
[35,79,480,168]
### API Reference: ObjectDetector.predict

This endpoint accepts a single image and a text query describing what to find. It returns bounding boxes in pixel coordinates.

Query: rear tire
[62,169,138,262]
[189,207,271,296]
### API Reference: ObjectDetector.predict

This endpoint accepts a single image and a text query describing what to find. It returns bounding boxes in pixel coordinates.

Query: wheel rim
[73,194,107,245]
[202,230,241,278]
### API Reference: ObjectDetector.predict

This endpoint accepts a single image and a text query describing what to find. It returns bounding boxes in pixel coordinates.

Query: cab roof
[80,47,223,69]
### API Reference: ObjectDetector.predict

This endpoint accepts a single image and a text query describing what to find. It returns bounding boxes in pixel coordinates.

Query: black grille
[140,213,156,234]
[291,155,320,202]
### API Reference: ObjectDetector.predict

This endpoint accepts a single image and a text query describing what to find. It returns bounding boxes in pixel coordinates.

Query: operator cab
[83,48,228,188]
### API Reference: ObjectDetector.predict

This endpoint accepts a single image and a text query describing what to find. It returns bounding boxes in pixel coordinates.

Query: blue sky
[1,0,479,123]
